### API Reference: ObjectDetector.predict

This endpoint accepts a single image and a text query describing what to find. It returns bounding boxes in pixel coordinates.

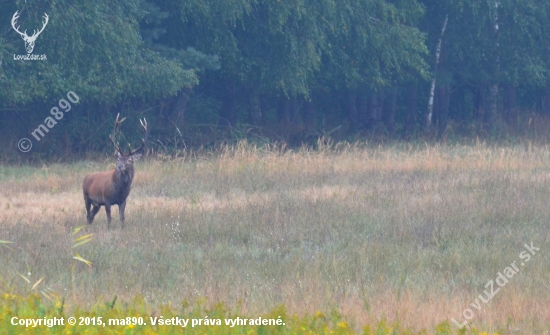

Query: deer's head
[109,114,148,177]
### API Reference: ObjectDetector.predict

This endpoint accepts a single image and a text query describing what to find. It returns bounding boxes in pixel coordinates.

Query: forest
[1,0,550,157]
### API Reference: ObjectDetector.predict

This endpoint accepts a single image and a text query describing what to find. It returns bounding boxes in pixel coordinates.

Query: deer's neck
[112,168,135,194]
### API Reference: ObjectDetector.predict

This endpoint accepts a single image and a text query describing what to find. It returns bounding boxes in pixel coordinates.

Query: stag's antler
[130,119,148,155]
[109,113,126,155]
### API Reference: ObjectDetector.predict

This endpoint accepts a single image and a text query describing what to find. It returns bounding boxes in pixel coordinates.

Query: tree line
[2,0,550,155]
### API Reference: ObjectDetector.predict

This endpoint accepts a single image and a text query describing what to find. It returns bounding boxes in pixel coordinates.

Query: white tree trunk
[485,1,500,130]
[426,15,448,129]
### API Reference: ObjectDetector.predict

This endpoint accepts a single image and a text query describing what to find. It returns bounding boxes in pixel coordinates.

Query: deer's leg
[89,205,100,224]
[105,203,112,227]
[119,200,126,229]
[84,196,92,224]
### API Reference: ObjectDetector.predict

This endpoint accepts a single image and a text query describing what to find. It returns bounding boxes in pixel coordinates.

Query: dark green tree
[0,0,197,107]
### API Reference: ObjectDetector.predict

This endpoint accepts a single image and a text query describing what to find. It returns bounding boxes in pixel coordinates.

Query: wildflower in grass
[435,321,452,334]
[362,325,373,335]
[337,321,348,329]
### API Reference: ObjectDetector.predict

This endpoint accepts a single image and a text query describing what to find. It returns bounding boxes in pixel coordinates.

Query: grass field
[1,141,550,334]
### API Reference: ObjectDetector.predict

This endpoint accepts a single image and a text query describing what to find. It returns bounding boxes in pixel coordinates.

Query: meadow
[1,141,549,334]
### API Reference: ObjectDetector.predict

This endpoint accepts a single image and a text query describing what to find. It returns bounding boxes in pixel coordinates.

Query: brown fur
[82,153,141,228]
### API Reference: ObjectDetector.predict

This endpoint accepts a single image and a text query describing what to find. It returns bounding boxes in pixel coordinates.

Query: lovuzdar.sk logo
[11,11,49,61]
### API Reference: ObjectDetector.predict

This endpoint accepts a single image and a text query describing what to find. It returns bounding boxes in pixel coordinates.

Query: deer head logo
[11,11,49,54]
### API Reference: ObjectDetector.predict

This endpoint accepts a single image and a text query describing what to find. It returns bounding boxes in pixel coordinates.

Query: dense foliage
[2,0,550,157]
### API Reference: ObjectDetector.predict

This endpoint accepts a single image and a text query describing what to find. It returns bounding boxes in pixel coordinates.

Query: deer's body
[83,169,134,206]
[83,165,135,226]
[83,114,146,228]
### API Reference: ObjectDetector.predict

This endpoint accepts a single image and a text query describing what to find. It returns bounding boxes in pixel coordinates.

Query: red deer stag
[82,114,147,228]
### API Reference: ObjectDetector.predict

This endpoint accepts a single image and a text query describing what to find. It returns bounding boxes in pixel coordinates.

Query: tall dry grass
[1,141,550,333]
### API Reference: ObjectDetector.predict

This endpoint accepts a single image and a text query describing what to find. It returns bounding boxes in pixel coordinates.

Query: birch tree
[425,15,448,130]
[484,1,500,132]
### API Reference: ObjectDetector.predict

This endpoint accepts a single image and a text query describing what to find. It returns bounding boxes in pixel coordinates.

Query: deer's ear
[117,151,122,158]
[131,153,142,161]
